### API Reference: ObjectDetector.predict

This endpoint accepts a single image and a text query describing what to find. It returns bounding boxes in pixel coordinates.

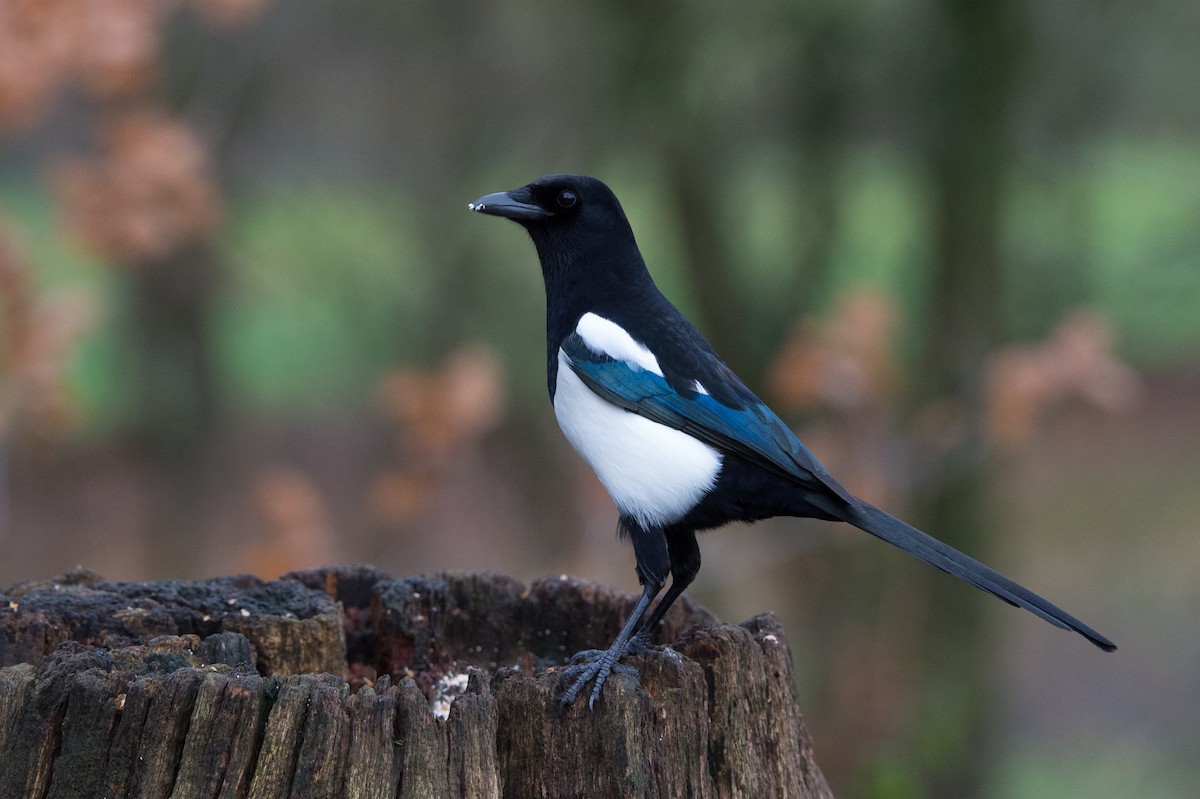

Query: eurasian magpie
[469,174,1116,709]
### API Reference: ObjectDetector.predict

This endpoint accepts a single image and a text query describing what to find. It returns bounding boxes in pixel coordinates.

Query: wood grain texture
[0,567,831,799]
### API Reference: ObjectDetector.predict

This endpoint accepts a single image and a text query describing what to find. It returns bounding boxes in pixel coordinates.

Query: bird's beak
[467,188,551,222]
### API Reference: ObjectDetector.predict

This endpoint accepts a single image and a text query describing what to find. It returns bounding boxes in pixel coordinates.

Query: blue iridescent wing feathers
[560,332,856,505]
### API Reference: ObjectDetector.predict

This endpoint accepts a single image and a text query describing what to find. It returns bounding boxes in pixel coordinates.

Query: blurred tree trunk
[611,5,850,385]
[128,245,223,577]
[905,1,1029,796]
[778,6,850,341]
[661,144,751,371]
[611,3,755,375]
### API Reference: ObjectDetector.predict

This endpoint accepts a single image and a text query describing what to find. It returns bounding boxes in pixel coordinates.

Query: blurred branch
[909,2,1031,794]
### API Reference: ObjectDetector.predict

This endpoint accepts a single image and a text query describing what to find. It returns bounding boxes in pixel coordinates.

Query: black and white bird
[469,174,1116,709]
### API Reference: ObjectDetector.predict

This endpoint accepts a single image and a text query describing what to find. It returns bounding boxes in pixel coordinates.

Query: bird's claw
[557,647,641,711]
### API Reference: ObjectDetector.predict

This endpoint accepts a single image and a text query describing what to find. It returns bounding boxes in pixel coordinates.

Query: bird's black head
[470,174,655,326]
[468,174,641,270]
[469,174,626,231]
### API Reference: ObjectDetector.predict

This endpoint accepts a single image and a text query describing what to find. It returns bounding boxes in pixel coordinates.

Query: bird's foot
[557,642,640,711]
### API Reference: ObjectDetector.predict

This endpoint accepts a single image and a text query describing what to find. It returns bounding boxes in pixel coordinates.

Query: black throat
[530,225,660,399]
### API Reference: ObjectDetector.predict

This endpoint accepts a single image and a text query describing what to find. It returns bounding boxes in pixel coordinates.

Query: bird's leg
[630,528,700,651]
[628,581,685,654]
[558,578,661,710]
[558,520,668,710]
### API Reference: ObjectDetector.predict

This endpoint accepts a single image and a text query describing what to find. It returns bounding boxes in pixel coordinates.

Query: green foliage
[1003,138,1200,363]
[0,186,127,436]
[988,745,1200,799]
[822,148,934,365]
[215,186,438,410]
[1086,140,1200,364]
[857,753,926,799]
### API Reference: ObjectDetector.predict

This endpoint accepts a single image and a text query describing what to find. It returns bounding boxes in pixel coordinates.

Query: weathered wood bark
[0,566,831,799]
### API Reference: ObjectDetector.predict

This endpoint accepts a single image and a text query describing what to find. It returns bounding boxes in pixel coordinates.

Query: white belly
[553,350,722,528]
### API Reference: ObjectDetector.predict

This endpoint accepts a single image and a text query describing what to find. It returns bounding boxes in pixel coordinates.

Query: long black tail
[840,500,1116,652]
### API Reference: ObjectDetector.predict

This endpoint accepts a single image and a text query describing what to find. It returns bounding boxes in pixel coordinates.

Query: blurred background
[1,0,1198,796]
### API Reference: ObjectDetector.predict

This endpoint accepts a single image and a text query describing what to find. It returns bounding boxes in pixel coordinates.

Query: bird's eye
[556,190,578,209]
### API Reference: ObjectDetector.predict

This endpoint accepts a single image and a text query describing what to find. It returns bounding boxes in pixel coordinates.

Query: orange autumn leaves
[53,113,222,264]
[0,0,270,132]
[0,1,264,264]
[370,347,507,524]
[240,347,507,577]
[983,310,1141,451]
[768,289,1140,463]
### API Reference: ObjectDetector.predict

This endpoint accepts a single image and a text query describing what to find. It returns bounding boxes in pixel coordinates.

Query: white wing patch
[554,349,722,528]
[575,313,663,376]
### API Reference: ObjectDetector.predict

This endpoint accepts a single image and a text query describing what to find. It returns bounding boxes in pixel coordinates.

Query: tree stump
[0,566,832,798]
